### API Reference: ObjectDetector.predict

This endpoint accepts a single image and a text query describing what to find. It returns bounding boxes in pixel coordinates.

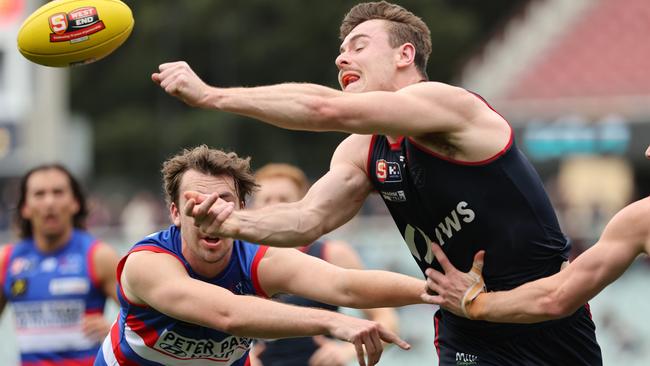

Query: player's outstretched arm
[423,197,650,323]
[257,246,425,309]
[184,135,373,247]
[152,62,497,137]
[121,250,409,366]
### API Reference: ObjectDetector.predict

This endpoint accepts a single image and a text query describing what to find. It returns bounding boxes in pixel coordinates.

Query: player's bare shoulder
[604,196,650,254]
[332,134,373,172]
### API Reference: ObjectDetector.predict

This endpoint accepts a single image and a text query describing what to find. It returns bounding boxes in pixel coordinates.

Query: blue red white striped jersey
[1,230,107,366]
[96,225,268,366]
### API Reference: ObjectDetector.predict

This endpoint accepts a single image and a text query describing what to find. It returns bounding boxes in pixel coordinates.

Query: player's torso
[2,231,105,363]
[368,135,569,291]
[104,226,261,366]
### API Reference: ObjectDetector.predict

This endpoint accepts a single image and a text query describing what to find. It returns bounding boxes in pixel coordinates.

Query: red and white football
[17,0,134,67]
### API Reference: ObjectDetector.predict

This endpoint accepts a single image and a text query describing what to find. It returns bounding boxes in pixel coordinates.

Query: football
[16,0,134,67]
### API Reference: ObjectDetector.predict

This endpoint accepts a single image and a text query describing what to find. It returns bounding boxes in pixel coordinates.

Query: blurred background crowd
[0,0,649,364]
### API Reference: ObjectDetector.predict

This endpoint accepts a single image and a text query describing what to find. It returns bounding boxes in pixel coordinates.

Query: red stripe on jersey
[0,244,14,288]
[251,246,270,298]
[23,356,95,366]
[111,321,139,366]
[116,245,186,308]
[86,240,101,290]
[125,313,160,348]
[407,132,513,166]
[434,313,441,361]
[366,135,378,180]
[389,136,404,151]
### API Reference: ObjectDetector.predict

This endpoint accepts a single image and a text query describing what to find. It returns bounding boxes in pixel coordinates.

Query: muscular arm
[469,198,649,323]
[152,62,487,137]
[257,246,424,309]
[325,241,399,334]
[120,250,409,351]
[188,135,373,246]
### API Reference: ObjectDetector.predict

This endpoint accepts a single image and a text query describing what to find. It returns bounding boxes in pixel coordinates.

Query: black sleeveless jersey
[367,133,570,292]
[258,241,339,366]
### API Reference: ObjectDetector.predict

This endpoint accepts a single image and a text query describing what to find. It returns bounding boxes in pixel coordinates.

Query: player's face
[336,19,402,93]
[21,169,79,240]
[645,144,649,159]
[252,177,302,208]
[173,169,239,268]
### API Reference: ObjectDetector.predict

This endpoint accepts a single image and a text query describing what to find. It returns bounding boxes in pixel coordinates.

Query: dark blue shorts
[434,305,602,366]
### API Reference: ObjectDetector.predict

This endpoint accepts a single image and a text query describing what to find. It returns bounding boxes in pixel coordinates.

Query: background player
[249,163,399,366]
[96,145,424,366]
[0,164,119,366]
[152,2,602,364]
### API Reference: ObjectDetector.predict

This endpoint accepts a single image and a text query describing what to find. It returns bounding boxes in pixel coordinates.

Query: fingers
[215,202,235,222]
[363,329,382,366]
[312,335,329,347]
[471,250,485,274]
[184,190,206,204]
[191,193,219,221]
[379,328,410,350]
[429,242,453,273]
[420,292,444,305]
[353,339,366,366]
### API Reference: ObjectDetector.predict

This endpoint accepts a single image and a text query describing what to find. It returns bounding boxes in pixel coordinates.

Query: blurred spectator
[120,190,162,243]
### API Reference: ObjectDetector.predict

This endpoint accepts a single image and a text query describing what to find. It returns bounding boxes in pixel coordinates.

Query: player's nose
[335,52,350,70]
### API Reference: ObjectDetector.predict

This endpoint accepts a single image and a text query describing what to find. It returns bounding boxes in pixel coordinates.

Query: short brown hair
[255,163,310,199]
[161,145,257,207]
[15,164,88,239]
[340,1,432,79]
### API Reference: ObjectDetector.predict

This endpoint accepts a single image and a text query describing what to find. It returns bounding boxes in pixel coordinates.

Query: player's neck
[33,226,73,254]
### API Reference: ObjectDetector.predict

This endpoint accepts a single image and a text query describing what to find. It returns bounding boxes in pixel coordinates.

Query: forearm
[202,83,345,132]
[226,203,325,247]
[341,270,424,308]
[469,284,562,323]
[225,296,343,338]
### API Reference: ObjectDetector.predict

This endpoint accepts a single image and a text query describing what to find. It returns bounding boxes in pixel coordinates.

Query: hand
[309,336,357,366]
[420,243,486,319]
[183,191,236,237]
[328,315,410,366]
[152,61,210,107]
[82,313,111,343]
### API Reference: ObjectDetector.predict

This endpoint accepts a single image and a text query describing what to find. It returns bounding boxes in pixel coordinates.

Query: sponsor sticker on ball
[48,7,105,43]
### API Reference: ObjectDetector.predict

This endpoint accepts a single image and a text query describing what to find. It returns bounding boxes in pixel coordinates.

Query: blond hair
[254,163,310,199]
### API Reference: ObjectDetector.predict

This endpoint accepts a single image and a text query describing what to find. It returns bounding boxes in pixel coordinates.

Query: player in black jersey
[422,145,650,324]
[153,1,602,364]
[249,163,398,366]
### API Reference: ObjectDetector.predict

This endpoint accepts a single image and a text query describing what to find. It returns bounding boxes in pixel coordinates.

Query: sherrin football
[17,0,134,67]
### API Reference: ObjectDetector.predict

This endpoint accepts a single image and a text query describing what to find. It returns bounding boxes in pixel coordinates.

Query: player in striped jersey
[95,145,424,366]
[1,164,119,366]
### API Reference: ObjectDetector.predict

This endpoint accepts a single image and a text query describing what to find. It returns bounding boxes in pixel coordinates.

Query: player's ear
[170,202,181,227]
[396,43,416,69]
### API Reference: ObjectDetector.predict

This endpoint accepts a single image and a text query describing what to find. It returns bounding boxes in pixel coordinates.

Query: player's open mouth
[342,74,360,87]
[201,237,221,247]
